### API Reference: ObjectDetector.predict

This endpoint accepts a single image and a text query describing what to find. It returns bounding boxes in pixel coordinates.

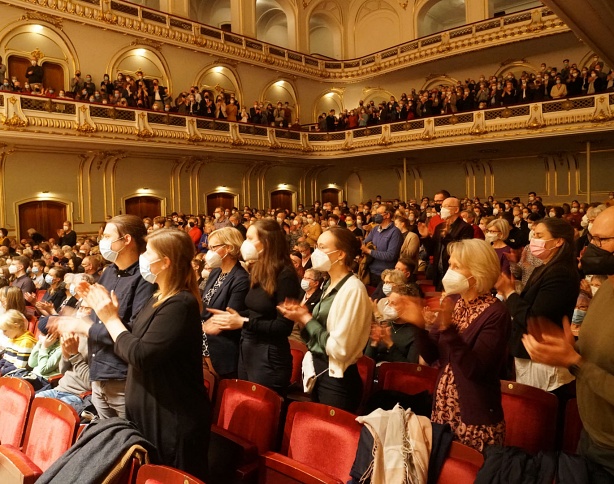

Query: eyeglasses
[209,244,226,251]
[588,234,614,248]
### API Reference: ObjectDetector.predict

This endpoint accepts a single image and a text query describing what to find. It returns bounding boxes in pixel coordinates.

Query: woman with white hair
[392,239,511,451]
[485,218,511,275]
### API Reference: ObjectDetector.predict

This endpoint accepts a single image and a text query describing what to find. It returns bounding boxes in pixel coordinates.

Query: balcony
[7,0,568,81]
[2,92,613,159]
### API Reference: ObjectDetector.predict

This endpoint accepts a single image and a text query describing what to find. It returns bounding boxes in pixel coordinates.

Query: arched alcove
[195,64,242,103]
[309,2,343,59]
[189,0,230,27]
[489,0,542,17]
[354,1,400,57]
[256,0,290,48]
[0,22,79,90]
[16,198,70,241]
[261,79,299,120]
[107,46,171,92]
[494,61,538,79]
[313,90,344,122]
[361,87,395,106]
[416,0,466,38]
[421,75,459,91]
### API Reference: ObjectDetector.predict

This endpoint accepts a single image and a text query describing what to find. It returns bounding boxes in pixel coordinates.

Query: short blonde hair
[0,309,28,333]
[208,227,244,258]
[448,239,501,294]
[381,269,408,286]
[487,218,510,240]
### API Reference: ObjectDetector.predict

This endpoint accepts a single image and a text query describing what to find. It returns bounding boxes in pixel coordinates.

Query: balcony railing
[2,92,613,156]
[9,0,567,80]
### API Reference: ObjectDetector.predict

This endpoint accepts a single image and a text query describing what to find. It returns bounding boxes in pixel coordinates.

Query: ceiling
[541,0,614,67]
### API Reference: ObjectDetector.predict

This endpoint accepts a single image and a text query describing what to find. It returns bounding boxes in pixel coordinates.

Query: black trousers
[312,353,362,413]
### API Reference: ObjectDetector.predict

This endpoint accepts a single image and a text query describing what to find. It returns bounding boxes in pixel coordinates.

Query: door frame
[14,197,73,239]
[268,188,297,212]
[122,193,167,217]
[204,190,239,215]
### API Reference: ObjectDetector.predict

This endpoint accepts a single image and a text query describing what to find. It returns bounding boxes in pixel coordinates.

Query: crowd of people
[2,54,612,131]
[0,188,613,480]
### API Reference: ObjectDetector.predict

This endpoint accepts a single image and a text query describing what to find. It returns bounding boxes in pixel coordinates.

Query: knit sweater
[2,331,37,369]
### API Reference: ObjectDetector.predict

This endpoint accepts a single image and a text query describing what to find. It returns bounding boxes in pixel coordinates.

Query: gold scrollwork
[137,129,154,138]
[3,114,28,128]
[76,122,96,133]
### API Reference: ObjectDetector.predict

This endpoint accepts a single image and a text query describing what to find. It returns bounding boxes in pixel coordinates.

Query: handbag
[301,351,328,394]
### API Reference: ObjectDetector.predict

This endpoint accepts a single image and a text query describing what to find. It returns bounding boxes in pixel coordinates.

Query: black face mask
[581,243,614,275]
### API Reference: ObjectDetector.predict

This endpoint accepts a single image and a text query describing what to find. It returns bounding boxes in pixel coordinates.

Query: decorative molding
[20,11,63,29]
[130,37,163,51]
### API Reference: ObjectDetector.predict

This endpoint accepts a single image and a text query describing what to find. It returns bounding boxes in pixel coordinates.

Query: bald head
[441,197,461,221]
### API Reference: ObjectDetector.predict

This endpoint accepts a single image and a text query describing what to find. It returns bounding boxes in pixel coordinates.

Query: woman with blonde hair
[81,229,210,479]
[393,239,511,451]
[0,309,36,375]
[485,218,511,275]
[200,226,249,379]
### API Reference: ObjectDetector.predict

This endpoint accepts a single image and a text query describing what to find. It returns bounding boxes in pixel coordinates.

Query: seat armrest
[0,444,42,484]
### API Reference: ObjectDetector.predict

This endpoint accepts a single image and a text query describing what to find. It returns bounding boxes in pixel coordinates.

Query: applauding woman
[208,219,300,395]
[393,239,511,451]
[280,227,372,412]
[81,229,210,480]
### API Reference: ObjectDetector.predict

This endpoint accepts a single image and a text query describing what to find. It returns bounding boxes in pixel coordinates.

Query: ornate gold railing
[8,0,568,81]
[2,92,613,157]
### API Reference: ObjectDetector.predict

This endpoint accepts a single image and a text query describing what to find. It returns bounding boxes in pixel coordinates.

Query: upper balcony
[5,0,569,81]
[2,91,613,162]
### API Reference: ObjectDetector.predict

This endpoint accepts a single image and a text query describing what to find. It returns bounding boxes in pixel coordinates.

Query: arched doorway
[18,200,67,241]
[270,190,293,211]
[125,196,162,219]
[207,193,235,215]
[321,188,340,206]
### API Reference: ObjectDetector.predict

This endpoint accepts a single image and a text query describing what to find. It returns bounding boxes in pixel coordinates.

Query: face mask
[588,223,594,233]
[591,285,599,296]
[529,238,554,260]
[99,236,124,263]
[139,253,160,284]
[45,274,54,285]
[329,221,337,227]
[383,305,398,321]
[581,215,588,228]
[513,216,521,224]
[69,284,77,297]
[571,208,578,213]
[442,269,471,295]
[581,243,614,275]
[382,283,393,296]
[300,278,311,291]
[293,220,299,226]
[571,309,586,324]
[8,265,18,275]
[549,212,556,218]
[346,220,354,226]
[214,213,221,220]
[492,208,499,216]
[440,207,453,219]
[201,269,210,280]
[307,218,314,224]
[310,248,339,272]
[205,249,223,269]
[240,240,260,262]
[373,214,384,224]
[31,267,39,274]
[485,233,499,244]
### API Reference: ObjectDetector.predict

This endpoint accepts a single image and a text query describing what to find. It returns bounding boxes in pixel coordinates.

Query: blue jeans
[36,389,83,410]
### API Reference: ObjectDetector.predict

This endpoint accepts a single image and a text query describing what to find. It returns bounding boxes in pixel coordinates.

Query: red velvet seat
[136,464,205,484]
[0,397,79,483]
[202,365,217,403]
[36,290,46,302]
[500,380,558,454]
[437,441,484,484]
[0,377,34,447]
[214,379,283,455]
[260,402,362,484]
[289,339,307,387]
[356,354,375,414]
[209,379,283,482]
[562,397,583,454]
[377,362,440,395]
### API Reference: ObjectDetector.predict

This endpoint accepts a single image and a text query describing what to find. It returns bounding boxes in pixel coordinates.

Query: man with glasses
[523,206,614,479]
[418,196,474,290]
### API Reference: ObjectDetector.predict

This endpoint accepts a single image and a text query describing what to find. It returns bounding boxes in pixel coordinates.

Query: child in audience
[0,309,37,375]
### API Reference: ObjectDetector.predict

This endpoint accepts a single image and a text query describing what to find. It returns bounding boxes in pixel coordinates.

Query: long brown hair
[249,219,292,296]
[1,286,27,317]
[146,229,202,311]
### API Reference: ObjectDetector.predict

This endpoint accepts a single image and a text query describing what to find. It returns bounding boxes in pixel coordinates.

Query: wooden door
[270,190,293,212]
[7,56,30,84]
[321,188,339,206]
[206,193,235,215]
[43,63,64,91]
[18,201,67,241]
[125,196,161,219]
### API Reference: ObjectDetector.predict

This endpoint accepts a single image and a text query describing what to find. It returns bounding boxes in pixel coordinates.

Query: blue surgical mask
[45,274,54,285]
[382,283,393,296]
[373,214,384,224]
[572,309,586,324]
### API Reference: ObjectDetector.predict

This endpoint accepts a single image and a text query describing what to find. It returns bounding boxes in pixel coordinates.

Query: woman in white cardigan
[280,227,372,412]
